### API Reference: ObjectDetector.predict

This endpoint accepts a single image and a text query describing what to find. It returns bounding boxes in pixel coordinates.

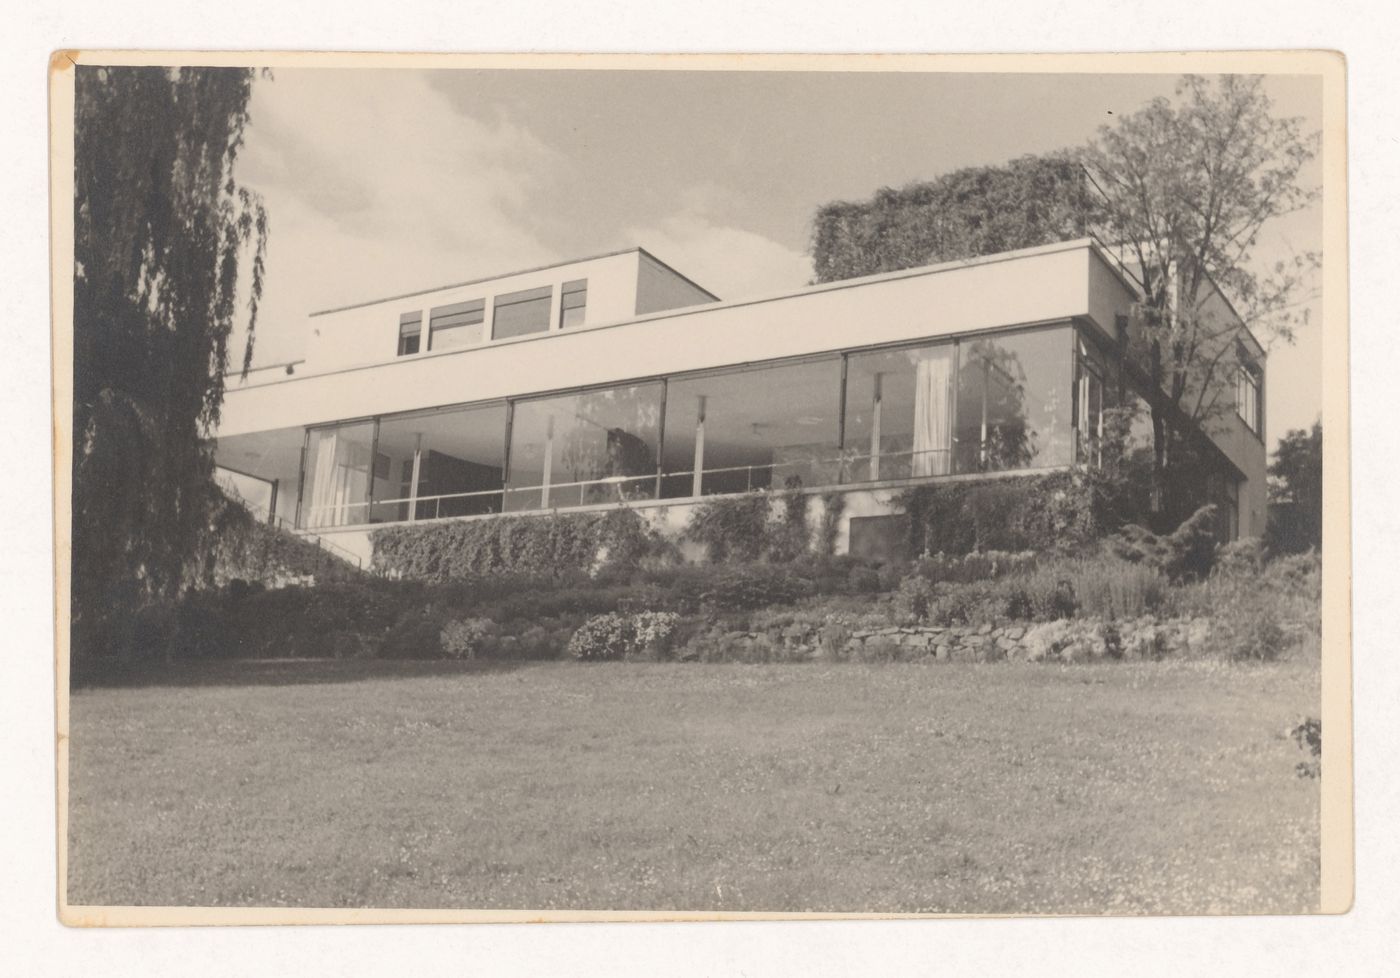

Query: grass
[66,657,1320,914]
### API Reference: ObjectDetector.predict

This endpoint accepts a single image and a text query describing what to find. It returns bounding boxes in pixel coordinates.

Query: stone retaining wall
[713,615,1215,663]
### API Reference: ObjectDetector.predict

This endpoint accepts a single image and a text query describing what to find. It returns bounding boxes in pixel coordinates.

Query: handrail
[299,446,957,530]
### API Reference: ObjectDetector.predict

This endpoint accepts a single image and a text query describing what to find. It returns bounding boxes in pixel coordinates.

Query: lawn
[66,658,1320,914]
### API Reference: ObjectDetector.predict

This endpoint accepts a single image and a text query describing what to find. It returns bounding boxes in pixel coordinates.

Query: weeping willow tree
[72,65,268,661]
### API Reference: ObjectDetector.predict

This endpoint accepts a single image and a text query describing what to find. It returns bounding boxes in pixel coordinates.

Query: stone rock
[1022,620,1074,662]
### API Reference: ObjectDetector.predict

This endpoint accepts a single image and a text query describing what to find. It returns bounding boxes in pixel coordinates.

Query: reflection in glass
[505,382,663,511]
[369,404,506,523]
[844,343,953,482]
[301,421,375,528]
[661,359,842,498]
[954,328,1071,473]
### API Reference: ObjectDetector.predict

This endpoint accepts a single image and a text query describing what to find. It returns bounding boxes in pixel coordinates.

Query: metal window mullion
[294,428,309,529]
[367,417,381,521]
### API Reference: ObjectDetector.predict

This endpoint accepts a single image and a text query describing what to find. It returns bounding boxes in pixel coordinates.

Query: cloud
[231,70,564,366]
[624,208,814,303]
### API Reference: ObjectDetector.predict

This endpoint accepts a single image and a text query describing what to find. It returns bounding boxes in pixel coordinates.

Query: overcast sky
[232,69,1324,439]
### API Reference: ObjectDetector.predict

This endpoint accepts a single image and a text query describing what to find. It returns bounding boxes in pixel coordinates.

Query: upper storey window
[560,279,588,328]
[492,285,553,340]
[1236,363,1261,435]
[396,312,421,356]
[429,298,485,351]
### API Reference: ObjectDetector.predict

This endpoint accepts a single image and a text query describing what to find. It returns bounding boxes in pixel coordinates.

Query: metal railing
[299,446,959,530]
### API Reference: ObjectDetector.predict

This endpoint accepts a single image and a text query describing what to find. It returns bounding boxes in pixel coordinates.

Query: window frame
[559,278,588,329]
[396,312,422,357]
[1236,362,1261,436]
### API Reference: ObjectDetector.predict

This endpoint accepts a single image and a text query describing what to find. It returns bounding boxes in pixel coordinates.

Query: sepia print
[52,51,1351,923]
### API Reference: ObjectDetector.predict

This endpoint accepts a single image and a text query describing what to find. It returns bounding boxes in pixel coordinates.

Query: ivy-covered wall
[369,507,673,582]
[364,475,1100,582]
[810,153,1098,284]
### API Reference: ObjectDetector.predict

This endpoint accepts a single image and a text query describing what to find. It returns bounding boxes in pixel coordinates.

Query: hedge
[369,506,672,581]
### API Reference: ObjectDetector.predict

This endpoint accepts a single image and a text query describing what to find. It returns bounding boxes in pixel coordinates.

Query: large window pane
[369,404,506,523]
[301,421,375,528]
[661,359,842,498]
[505,382,662,511]
[953,327,1072,473]
[492,285,553,340]
[843,343,954,483]
[429,299,485,351]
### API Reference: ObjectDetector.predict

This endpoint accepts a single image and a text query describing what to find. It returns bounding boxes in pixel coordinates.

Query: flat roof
[307,245,719,318]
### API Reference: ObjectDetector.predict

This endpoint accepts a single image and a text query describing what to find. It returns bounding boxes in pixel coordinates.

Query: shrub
[897,471,1099,556]
[440,617,495,660]
[927,580,1011,627]
[381,606,451,659]
[694,566,812,611]
[1108,504,1219,581]
[567,611,682,661]
[912,550,1038,585]
[892,574,936,622]
[684,494,775,563]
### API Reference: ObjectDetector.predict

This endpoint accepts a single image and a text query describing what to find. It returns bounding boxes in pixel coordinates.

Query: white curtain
[307,428,370,527]
[912,354,951,477]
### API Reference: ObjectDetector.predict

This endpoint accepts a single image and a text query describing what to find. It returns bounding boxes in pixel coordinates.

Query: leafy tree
[72,66,268,661]
[1266,421,1322,553]
[811,76,1320,530]
[1083,75,1319,513]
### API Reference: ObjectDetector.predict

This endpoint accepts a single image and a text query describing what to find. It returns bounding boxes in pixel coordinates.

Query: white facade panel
[219,243,1101,438]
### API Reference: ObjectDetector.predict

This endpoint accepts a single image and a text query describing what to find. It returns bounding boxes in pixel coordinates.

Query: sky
[231,68,1324,440]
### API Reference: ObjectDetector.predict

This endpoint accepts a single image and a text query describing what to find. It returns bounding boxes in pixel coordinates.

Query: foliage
[1289,717,1322,779]
[381,607,451,660]
[369,507,673,582]
[72,66,269,662]
[190,488,362,587]
[892,575,936,622]
[683,494,778,563]
[1107,504,1220,580]
[909,550,1039,585]
[810,153,1097,283]
[817,492,846,556]
[568,612,682,661]
[1083,76,1319,513]
[897,472,1099,556]
[1267,422,1323,554]
[689,566,813,611]
[440,618,495,660]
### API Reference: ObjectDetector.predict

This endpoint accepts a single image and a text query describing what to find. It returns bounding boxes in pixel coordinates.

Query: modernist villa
[212,240,1267,567]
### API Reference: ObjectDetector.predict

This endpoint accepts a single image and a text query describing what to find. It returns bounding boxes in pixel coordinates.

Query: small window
[397,312,421,356]
[492,285,553,340]
[560,278,588,328]
[1236,364,1261,434]
[429,299,485,351]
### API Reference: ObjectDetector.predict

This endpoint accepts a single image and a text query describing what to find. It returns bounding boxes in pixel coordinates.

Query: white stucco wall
[301,251,645,374]
[218,241,1116,439]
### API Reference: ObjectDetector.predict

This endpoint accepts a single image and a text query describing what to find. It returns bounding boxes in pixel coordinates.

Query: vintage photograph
[56,53,1345,919]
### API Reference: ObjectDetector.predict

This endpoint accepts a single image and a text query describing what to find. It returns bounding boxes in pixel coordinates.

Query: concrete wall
[301,251,644,374]
[635,250,719,314]
[219,241,1115,439]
